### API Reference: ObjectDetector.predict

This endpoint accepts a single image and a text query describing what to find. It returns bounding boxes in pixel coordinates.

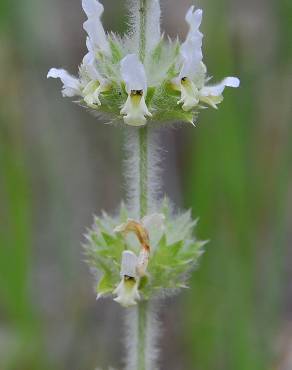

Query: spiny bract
[84,199,206,307]
[48,0,239,126]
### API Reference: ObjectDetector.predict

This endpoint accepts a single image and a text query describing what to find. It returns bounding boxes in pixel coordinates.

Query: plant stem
[124,2,160,369]
[137,301,148,370]
[137,1,149,368]
[139,126,148,217]
[139,0,147,63]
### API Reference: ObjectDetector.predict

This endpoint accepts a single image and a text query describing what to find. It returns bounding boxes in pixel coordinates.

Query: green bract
[84,199,206,302]
[77,38,192,125]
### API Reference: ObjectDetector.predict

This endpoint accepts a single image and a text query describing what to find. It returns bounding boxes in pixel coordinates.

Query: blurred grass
[0,63,49,370]
[0,1,50,368]
[0,0,291,369]
[183,0,292,369]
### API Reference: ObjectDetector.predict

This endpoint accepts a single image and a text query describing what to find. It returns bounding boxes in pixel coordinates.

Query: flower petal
[199,77,240,108]
[177,77,200,111]
[137,249,149,277]
[82,0,109,54]
[82,52,104,81]
[82,0,103,16]
[179,42,203,80]
[120,92,152,126]
[200,77,240,97]
[180,7,203,80]
[120,250,139,278]
[185,6,203,35]
[83,80,102,106]
[80,50,110,106]
[47,68,81,97]
[113,277,140,307]
[120,54,148,94]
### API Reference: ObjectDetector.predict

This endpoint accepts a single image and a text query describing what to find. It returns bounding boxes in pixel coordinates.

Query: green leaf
[109,38,123,63]
[139,275,149,291]
[96,273,115,295]
[146,86,156,105]
[151,39,164,63]
[168,240,184,256]
[101,231,116,245]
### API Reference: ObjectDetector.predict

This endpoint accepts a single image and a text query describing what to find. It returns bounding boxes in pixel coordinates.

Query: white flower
[113,251,140,307]
[120,54,152,126]
[81,0,111,105]
[199,77,240,109]
[47,0,110,104]
[175,6,240,111]
[114,277,140,307]
[82,0,111,99]
[82,58,110,106]
[114,213,165,278]
[180,7,203,82]
[113,215,162,306]
[114,219,150,278]
[119,250,139,278]
[82,0,110,56]
[47,68,81,97]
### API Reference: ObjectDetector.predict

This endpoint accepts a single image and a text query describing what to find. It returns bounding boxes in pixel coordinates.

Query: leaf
[138,275,149,291]
[168,240,184,257]
[146,86,156,105]
[101,231,116,245]
[96,273,115,295]
[151,39,164,63]
[109,39,123,63]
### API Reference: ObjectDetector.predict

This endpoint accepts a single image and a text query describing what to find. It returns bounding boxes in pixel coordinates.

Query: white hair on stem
[147,128,163,214]
[123,128,140,217]
[124,301,161,370]
[145,300,161,370]
[127,0,161,58]
[124,307,138,370]
[123,3,163,370]
[123,127,162,217]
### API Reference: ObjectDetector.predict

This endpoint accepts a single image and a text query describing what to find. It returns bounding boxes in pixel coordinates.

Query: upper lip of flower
[120,54,148,94]
[113,250,140,307]
[179,6,203,82]
[47,0,110,103]
[112,213,165,306]
[172,6,240,111]
[82,0,110,55]
[119,54,152,126]
[47,68,82,97]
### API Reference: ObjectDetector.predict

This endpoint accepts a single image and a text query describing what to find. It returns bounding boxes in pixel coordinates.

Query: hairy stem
[139,0,147,62]
[124,2,160,369]
[139,126,148,217]
[137,301,148,370]
[137,1,149,367]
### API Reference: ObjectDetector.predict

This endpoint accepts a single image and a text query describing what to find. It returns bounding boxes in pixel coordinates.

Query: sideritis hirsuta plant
[47,0,240,369]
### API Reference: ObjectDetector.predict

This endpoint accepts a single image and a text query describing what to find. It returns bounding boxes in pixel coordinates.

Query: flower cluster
[84,200,205,307]
[48,0,239,126]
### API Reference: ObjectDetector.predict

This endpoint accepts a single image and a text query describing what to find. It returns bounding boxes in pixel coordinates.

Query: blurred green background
[0,0,291,369]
